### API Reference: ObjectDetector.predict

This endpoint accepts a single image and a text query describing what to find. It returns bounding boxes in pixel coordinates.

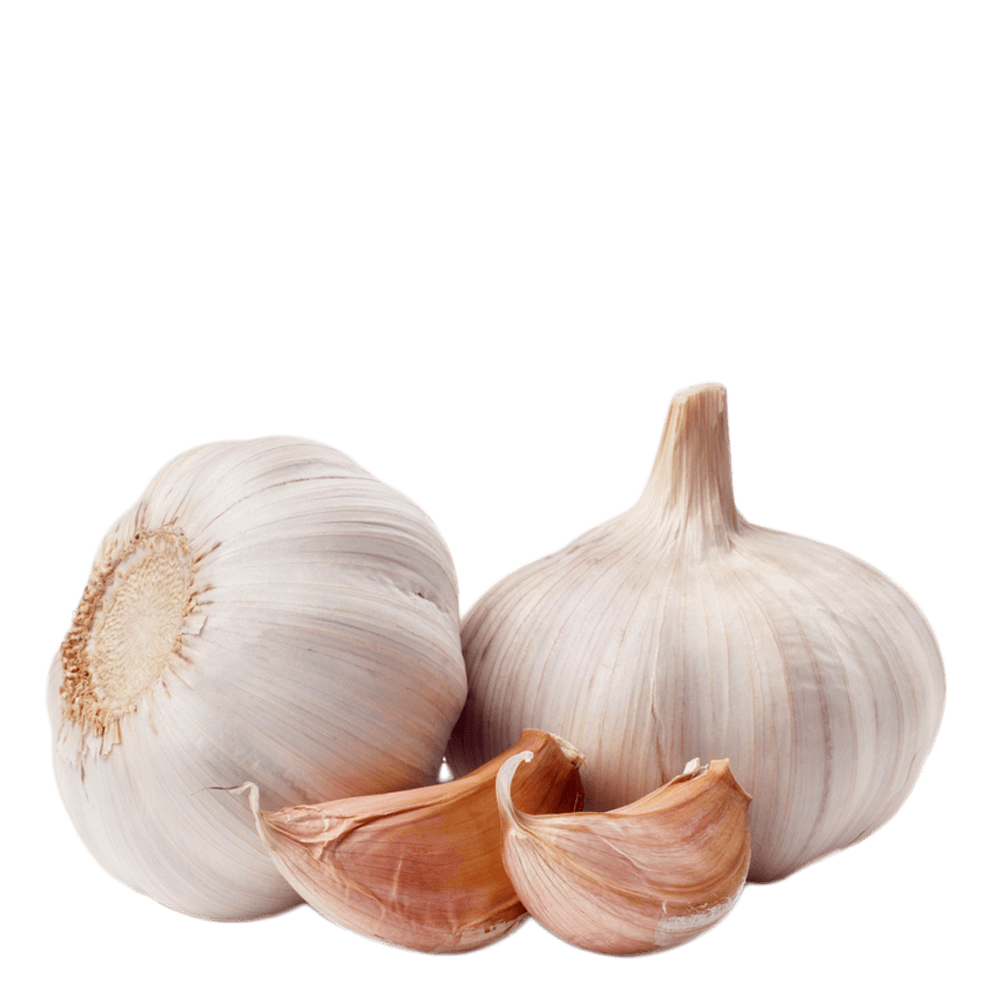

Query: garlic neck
[632,383,741,550]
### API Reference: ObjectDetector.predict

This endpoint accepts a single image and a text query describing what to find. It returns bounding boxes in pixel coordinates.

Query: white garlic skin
[448,385,945,882]
[49,438,467,919]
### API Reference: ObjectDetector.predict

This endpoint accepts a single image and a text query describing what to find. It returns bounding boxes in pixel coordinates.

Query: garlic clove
[496,755,751,956]
[237,729,585,953]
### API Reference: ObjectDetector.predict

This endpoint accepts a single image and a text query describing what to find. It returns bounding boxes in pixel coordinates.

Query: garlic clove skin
[49,437,467,920]
[496,755,751,956]
[238,729,584,953]
[449,384,946,882]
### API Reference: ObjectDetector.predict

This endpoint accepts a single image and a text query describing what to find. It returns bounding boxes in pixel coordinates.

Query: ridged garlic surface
[239,729,584,952]
[497,756,750,955]
[48,437,467,919]
[449,384,945,882]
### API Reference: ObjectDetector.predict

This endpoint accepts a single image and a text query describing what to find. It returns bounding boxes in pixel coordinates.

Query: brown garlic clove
[496,754,751,956]
[235,730,584,953]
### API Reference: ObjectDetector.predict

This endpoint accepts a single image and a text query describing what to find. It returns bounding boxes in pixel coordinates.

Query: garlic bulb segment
[497,756,750,955]
[449,384,946,882]
[48,437,467,919]
[238,729,584,952]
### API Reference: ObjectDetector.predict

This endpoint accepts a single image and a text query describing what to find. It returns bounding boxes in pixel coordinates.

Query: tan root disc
[60,529,196,742]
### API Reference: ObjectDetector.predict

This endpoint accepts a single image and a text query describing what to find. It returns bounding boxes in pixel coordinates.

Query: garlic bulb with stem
[449,383,945,882]
[48,437,467,920]
[236,729,584,952]
[497,755,750,955]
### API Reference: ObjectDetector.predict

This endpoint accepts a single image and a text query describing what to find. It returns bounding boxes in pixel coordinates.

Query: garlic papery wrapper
[497,756,750,955]
[237,729,584,952]
[48,437,467,920]
[449,384,946,882]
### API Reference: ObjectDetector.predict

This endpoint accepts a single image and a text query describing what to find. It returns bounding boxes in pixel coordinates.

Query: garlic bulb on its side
[449,384,945,882]
[49,437,467,919]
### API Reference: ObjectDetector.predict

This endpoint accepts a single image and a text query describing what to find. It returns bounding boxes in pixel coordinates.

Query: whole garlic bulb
[49,437,467,919]
[448,384,945,882]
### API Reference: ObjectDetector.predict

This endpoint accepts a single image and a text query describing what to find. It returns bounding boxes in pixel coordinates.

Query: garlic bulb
[48,437,467,919]
[449,384,945,882]
[238,729,584,952]
[497,756,750,955]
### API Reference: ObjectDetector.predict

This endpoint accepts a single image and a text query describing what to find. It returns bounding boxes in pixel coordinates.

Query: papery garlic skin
[240,729,584,952]
[497,756,750,955]
[449,384,945,882]
[49,437,467,919]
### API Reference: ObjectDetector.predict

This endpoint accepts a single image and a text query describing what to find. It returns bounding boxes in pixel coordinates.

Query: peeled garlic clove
[239,729,584,953]
[497,755,751,955]
[49,437,467,919]
[450,384,945,882]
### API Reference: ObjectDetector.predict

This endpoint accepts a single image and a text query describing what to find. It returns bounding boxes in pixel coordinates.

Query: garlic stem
[634,382,741,548]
